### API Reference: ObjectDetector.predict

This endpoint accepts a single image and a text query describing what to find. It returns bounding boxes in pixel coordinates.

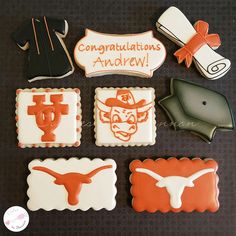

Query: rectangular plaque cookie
[130,157,219,213]
[74,29,166,78]
[27,158,117,211]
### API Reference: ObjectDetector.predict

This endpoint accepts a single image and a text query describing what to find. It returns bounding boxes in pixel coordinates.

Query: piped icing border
[74,29,166,78]
[27,157,117,211]
[130,157,219,213]
[15,88,82,148]
[94,87,156,147]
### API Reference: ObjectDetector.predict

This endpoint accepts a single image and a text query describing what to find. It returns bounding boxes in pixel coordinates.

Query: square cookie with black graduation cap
[16,88,82,148]
[94,87,156,146]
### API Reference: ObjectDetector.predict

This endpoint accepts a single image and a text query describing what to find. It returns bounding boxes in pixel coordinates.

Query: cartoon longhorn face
[97,90,153,142]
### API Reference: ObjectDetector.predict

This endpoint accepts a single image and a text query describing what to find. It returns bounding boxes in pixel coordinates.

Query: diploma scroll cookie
[27,158,117,211]
[74,29,166,78]
[16,88,82,148]
[156,6,231,80]
[94,87,156,147]
[130,157,219,213]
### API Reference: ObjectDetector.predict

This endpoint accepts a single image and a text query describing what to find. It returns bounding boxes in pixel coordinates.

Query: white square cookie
[94,87,156,146]
[16,88,82,148]
[27,158,117,211]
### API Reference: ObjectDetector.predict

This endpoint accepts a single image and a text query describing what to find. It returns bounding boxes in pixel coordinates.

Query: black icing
[12,17,73,81]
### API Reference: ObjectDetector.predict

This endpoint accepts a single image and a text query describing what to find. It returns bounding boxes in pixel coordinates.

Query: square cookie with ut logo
[15,88,82,148]
[94,87,156,146]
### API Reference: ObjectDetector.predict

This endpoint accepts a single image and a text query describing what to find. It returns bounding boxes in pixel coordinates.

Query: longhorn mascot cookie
[94,87,156,146]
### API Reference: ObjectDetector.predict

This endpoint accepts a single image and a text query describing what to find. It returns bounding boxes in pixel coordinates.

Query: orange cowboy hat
[105,90,146,109]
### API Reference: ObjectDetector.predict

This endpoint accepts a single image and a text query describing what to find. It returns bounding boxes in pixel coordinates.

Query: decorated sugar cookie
[94,88,156,146]
[74,29,166,78]
[27,158,117,211]
[12,17,74,82]
[159,79,235,143]
[16,88,82,148]
[156,6,231,80]
[130,158,219,213]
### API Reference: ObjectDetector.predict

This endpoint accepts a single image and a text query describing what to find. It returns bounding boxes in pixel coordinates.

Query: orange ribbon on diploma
[174,20,221,68]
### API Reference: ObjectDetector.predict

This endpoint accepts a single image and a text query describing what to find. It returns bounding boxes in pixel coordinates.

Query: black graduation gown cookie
[12,17,74,82]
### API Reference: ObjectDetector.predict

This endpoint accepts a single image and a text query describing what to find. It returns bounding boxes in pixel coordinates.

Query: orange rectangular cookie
[130,158,219,213]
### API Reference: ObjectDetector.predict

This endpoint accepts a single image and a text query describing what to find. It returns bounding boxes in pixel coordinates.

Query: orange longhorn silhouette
[33,165,112,205]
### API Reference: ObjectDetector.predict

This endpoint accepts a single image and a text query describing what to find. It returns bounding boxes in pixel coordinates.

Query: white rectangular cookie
[27,158,117,211]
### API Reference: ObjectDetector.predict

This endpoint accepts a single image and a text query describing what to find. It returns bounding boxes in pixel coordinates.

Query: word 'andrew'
[93,53,149,68]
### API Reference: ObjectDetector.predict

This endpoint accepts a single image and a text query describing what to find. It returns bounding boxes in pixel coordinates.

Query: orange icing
[28,94,69,142]
[33,165,112,205]
[130,158,219,213]
[97,89,152,142]
[174,20,221,67]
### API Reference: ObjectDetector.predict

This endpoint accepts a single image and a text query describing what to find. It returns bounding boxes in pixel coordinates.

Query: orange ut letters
[28,94,69,142]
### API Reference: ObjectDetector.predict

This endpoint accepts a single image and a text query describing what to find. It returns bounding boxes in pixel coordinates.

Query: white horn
[187,168,214,182]
[96,99,110,113]
[137,102,153,113]
[136,168,163,181]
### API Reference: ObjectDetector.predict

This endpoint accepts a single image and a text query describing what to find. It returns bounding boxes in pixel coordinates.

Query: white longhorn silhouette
[135,167,214,209]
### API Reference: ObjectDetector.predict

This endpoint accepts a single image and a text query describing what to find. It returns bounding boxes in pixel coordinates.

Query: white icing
[74,29,166,78]
[156,6,231,80]
[94,88,156,146]
[27,158,117,211]
[17,89,81,146]
[136,167,214,209]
